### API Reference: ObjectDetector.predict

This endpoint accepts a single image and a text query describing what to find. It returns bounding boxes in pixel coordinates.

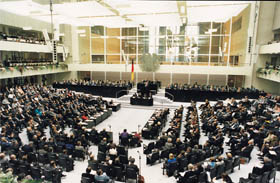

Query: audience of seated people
[166,82,260,93]
[0,82,279,182]
[0,84,118,182]
[3,57,53,67]
[145,106,183,166]
[119,129,141,148]
[137,80,161,95]
[132,91,153,100]
[55,79,133,89]
[141,108,169,139]
[198,95,280,182]
[166,82,264,102]
[157,96,279,182]
[264,62,280,71]
[0,31,45,44]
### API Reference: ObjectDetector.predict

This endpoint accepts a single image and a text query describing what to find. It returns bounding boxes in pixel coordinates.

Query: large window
[90,23,230,65]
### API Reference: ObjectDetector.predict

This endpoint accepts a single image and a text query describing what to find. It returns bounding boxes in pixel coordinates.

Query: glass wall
[90,21,230,65]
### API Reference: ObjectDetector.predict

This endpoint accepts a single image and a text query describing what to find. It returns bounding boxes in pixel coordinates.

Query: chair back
[188,175,197,183]
[98,144,107,153]
[239,177,253,183]
[126,167,137,180]
[269,168,276,183]
[119,154,129,164]
[97,151,106,162]
[43,169,53,181]
[151,151,160,163]
[113,166,123,180]
[19,165,29,175]
[30,166,41,179]
[261,171,270,183]
[179,157,188,172]
[216,163,225,178]
[117,145,126,155]
[88,161,98,171]
[225,159,233,172]
[252,175,262,183]
[160,149,169,160]
[210,167,217,180]
[198,171,208,183]
[147,142,155,151]
[166,161,178,177]
[233,156,240,169]
[81,176,91,183]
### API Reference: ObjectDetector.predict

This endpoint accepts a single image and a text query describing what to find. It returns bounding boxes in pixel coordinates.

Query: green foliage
[0,172,16,183]
[22,179,44,183]
[139,53,160,72]
[256,67,264,73]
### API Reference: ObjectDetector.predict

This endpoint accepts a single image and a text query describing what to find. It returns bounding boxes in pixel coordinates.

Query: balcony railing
[259,42,280,54]
[257,67,280,83]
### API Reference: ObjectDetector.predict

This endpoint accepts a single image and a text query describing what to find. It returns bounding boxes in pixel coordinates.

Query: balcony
[0,64,68,79]
[257,68,280,83]
[68,63,252,76]
[259,42,280,54]
[0,40,68,54]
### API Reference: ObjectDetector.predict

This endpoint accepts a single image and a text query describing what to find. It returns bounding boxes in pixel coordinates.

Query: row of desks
[165,89,265,102]
[80,109,113,128]
[130,97,153,106]
[53,84,129,98]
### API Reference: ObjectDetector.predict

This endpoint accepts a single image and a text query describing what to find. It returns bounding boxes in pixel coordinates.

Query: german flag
[131,59,134,81]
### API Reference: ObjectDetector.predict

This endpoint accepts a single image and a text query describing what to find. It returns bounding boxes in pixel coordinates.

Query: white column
[227,17,233,67]
[225,75,228,86]
[104,28,107,64]
[71,26,80,64]
[208,21,213,66]
[89,26,92,63]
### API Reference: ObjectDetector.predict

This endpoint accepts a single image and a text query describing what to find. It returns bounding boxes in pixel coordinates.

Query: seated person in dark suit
[252,157,274,176]
[237,139,254,160]
[45,160,64,177]
[81,167,95,183]
[182,163,196,182]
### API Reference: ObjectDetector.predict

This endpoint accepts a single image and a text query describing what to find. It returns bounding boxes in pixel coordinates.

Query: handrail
[165,92,174,101]
[115,89,130,98]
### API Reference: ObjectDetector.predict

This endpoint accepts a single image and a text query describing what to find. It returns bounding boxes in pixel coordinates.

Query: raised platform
[118,88,173,105]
